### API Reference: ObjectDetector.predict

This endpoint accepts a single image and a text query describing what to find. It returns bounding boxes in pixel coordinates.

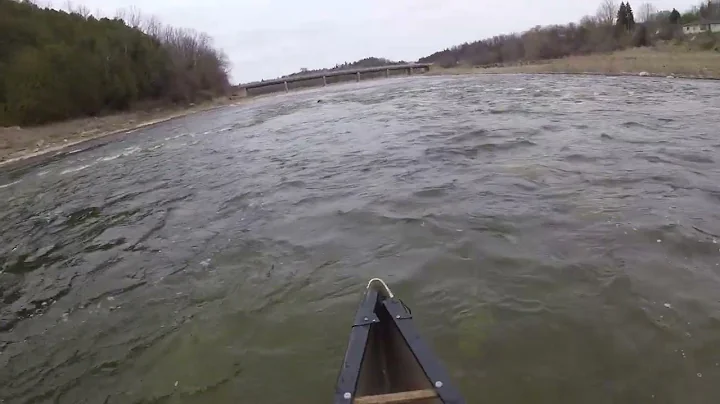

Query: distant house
[682,20,720,34]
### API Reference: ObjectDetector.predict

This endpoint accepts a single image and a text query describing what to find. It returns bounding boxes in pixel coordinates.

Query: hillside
[282,57,407,79]
[279,2,719,82]
[418,1,720,68]
[0,0,230,126]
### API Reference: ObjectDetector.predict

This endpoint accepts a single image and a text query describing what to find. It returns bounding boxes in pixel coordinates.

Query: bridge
[235,63,432,97]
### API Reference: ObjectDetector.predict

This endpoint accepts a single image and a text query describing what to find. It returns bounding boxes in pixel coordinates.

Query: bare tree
[125,5,143,28]
[73,4,91,18]
[114,6,142,26]
[142,15,163,38]
[62,0,91,18]
[114,8,125,21]
[637,2,657,22]
[596,0,618,25]
[580,15,599,27]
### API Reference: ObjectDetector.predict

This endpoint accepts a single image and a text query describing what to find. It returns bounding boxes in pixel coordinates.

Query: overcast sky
[60,0,698,83]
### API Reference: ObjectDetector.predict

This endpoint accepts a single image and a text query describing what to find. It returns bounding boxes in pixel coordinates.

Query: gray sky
[63,0,697,83]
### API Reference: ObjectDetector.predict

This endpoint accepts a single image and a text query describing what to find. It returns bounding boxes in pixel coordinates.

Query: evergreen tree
[669,8,681,24]
[617,2,628,29]
[616,2,629,35]
[625,2,636,31]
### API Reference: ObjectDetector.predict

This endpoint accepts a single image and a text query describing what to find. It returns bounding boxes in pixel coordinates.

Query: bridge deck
[241,63,432,89]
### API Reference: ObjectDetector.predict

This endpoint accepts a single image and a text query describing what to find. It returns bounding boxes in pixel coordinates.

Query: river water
[2,75,720,403]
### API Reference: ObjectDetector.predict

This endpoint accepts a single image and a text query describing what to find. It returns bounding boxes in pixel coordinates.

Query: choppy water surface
[2,75,720,403]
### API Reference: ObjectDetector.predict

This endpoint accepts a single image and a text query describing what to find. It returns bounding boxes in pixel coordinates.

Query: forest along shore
[0,0,231,167]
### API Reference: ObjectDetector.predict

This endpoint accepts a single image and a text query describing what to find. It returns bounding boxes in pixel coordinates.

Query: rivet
[343,392,352,399]
[435,381,443,388]
[396,315,401,319]
[364,317,368,321]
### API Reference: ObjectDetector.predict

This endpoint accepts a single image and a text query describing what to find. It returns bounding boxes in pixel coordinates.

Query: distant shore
[4,47,719,169]
[429,47,720,80]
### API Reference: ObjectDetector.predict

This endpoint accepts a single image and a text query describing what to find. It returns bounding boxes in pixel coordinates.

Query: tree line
[418,1,719,68]
[680,0,720,23]
[0,0,231,126]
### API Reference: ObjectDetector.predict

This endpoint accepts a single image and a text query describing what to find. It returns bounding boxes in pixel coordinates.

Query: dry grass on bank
[431,47,720,79]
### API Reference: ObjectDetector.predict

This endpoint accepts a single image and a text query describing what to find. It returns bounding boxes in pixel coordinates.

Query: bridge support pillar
[235,87,248,98]
[322,76,327,86]
[408,68,413,76]
[386,69,390,78]
[356,72,360,82]
[284,81,289,92]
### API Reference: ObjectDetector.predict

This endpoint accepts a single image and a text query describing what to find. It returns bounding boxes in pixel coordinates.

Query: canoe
[334,278,465,404]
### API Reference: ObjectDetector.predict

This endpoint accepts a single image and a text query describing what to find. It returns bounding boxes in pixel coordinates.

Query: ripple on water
[660,149,715,164]
[448,128,489,143]
[425,139,537,160]
[562,153,602,163]
[412,182,456,199]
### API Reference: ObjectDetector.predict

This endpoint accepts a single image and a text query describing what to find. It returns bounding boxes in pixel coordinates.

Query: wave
[621,121,657,130]
[661,150,714,164]
[96,146,142,162]
[562,153,601,163]
[412,183,456,198]
[448,129,488,143]
[60,164,94,175]
[425,139,537,160]
[489,107,529,115]
[0,180,22,189]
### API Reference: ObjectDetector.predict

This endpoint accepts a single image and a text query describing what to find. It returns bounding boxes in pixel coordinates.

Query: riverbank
[0,75,412,168]
[430,47,720,79]
[4,47,719,168]
[0,97,244,168]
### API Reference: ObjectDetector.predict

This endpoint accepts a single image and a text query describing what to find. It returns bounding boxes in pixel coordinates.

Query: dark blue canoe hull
[334,279,466,404]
